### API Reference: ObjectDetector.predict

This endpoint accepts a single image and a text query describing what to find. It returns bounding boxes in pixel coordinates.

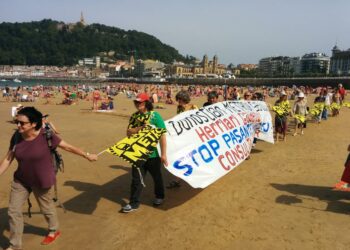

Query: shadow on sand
[63,165,202,215]
[271,183,350,215]
[0,207,47,249]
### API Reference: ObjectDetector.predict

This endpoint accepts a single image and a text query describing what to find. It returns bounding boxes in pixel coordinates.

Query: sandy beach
[1,91,350,250]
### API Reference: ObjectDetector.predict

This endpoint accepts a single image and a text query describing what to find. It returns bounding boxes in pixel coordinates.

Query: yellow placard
[294,114,306,123]
[106,125,166,167]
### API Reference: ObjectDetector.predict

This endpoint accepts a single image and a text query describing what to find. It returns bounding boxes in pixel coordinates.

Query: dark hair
[144,100,154,111]
[17,106,43,130]
[134,100,154,111]
[175,90,191,104]
[207,91,218,99]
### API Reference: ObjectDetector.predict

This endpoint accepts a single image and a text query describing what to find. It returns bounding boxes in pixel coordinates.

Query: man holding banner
[122,93,168,213]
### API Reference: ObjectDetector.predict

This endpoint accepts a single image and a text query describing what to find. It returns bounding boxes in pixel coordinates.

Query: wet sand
[1,92,350,250]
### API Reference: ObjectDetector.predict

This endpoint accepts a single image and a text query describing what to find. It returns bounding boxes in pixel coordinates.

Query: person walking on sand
[203,90,219,107]
[334,144,350,191]
[273,91,290,142]
[167,90,198,189]
[92,88,101,110]
[0,107,98,250]
[292,92,308,136]
[122,93,168,213]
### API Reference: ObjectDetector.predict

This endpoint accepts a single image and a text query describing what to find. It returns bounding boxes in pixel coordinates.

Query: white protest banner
[163,101,274,188]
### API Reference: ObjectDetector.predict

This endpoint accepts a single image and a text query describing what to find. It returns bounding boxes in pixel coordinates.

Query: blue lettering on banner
[190,149,199,167]
[198,145,214,162]
[173,158,193,176]
[208,139,220,156]
[261,122,270,132]
[172,123,260,177]
[172,140,219,176]
[233,128,243,143]
[222,124,254,149]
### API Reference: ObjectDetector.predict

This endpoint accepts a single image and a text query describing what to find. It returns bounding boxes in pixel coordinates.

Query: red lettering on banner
[218,155,230,170]
[225,150,237,167]
[229,115,241,127]
[204,126,216,138]
[195,127,210,142]
[209,123,219,135]
[223,118,234,129]
[214,119,225,133]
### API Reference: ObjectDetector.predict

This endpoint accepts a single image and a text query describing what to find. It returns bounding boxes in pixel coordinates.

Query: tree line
[0,19,186,66]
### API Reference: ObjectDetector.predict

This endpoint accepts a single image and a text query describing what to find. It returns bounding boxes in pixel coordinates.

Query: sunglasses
[14,120,31,126]
[133,100,144,105]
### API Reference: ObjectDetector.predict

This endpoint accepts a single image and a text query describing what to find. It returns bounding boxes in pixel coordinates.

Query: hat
[281,91,287,96]
[135,93,150,102]
[298,92,305,98]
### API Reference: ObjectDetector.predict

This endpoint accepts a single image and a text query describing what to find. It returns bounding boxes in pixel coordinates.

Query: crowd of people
[271,83,347,142]
[0,82,349,250]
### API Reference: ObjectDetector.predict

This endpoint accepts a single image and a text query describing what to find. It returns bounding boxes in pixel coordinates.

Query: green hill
[0,19,186,66]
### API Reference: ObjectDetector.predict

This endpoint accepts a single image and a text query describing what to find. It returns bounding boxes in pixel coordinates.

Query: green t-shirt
[128,111,166,158]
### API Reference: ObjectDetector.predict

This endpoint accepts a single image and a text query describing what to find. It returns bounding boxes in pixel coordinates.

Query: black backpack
[44,124,64,174]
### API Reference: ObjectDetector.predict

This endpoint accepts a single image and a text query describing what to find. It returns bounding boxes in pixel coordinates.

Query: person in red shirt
[338,83,346,104]
[0,107,98,250]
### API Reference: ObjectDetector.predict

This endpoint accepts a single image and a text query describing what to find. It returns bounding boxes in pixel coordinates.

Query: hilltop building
[80,12,86,26]
[57,13,86,31]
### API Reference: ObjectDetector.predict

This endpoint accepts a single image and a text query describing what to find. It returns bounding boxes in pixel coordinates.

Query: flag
[106,125,166,167]
[294,114,306,123]
[342,102,350,108]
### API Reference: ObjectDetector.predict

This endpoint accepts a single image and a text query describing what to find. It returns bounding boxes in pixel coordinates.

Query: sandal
[41,230,61,245]
[166,180,181,189]
[334,181,347,189]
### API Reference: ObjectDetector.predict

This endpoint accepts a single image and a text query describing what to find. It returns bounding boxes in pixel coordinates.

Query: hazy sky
[1,0,350,65]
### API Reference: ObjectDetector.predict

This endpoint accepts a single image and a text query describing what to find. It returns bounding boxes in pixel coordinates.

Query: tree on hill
[0,19,186,65]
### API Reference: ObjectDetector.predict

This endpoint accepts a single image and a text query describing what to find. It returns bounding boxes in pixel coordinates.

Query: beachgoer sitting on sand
[60,92,73,105]
[99,96,114,110]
